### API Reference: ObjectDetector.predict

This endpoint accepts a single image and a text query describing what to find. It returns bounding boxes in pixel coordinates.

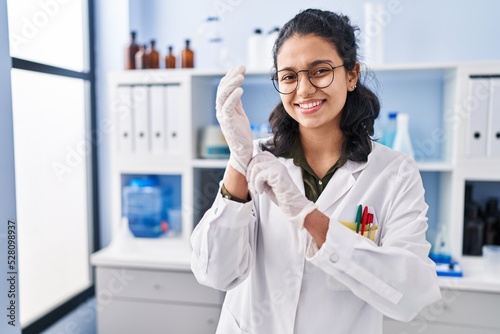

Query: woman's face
[276,34,358,132]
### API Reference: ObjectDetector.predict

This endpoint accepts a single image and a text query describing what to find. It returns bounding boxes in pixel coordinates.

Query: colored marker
[355,204,362,233]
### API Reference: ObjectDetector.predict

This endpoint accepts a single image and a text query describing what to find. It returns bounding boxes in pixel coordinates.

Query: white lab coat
[191,141,441,334]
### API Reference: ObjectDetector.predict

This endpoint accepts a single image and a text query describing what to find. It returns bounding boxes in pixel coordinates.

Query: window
[6,0,98,332]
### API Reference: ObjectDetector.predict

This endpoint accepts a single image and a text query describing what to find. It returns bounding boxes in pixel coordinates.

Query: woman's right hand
[246,151,318,230]
[216,65,253,176]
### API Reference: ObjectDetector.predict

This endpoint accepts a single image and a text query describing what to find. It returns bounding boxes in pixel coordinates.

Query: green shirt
[279,142,346,203]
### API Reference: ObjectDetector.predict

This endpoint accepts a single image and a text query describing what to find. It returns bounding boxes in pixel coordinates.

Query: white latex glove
[216,65,253,175]
[246,151,318,229]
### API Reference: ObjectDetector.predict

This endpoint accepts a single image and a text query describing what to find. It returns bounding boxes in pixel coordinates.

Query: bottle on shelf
[165,45,176,68]
[181,39,194,68]
[463,183,485,255]
[430,224,452,263]
[145,39,160,69]
[124,30,140,70]
[484,197,500,245]
[392,112,415,158]
[122,176,166,238]
[265,27,280,69]
[381,111,397,147]
[247,28,265,70]
[135,44,148,69]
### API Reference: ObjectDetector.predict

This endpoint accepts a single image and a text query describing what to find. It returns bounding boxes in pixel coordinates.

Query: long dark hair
[263,9,380,162]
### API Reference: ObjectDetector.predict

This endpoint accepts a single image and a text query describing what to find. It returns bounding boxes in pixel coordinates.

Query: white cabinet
[91,240,225,334]
[384,289,500,333]
[95,264,223,334]
[92,62,500,333]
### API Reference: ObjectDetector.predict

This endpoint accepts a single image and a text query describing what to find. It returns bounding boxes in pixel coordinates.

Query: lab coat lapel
[315,160,367,213]
[282,158,306,194]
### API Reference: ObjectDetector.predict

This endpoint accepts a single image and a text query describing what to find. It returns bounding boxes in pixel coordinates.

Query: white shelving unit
[91,61,500,333]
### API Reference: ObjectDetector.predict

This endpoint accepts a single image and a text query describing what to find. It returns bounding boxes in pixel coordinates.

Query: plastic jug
[123,177,165,238]
[392,112,415,158]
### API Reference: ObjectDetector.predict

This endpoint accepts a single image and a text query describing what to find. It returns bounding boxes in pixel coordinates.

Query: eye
[310,66,332,77]
[278,71,297,83]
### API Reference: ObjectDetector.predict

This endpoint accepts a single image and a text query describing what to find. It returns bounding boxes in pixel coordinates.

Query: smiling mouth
[296,100,325,112]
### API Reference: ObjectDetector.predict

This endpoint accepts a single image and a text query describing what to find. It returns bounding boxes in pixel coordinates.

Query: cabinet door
[97,298,220,334]
[96,267,223,305]
[383,289,500,333]
[384,318,499,334]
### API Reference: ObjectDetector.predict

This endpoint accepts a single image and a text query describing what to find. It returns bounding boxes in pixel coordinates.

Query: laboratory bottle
[392,112,414,158]
[430,224,451,263]
[146,39,160,69]
[247,28,265,70]
[165,45,176,68]
[124,31,140,70]
[382,111,397,147]
[463,204,485,255]
[181,39,194,68]
[463,183,485,255]
[162,185,182,237]
[123,177,166,238]
[484,197,500,245]
[135,44,148,69]
[265,27,280,69]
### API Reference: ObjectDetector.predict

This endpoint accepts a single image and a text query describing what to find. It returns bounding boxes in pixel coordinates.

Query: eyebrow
[277,59,335,72]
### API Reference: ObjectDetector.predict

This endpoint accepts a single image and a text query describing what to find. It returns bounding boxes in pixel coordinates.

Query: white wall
[95,0,130,248]
[0,0,20,333]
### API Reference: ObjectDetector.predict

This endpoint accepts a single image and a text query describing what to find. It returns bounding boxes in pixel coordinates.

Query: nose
[295,70,316,96]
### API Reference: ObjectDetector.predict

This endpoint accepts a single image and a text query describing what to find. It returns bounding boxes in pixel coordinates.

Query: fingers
[246,151,280,193]
[216,65,246,108]
[217,87,244,121]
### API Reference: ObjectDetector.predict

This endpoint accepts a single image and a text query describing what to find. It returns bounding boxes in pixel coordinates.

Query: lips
[296,99,325,114]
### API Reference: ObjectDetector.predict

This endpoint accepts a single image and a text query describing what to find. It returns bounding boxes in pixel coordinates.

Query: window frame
[10,0,100,333]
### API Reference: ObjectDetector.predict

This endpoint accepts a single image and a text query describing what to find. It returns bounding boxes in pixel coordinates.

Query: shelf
[416,161,453,172]
[192,159,228,169]
[438,256,500,293]
[91,235,192,271]
[193,159,453,172]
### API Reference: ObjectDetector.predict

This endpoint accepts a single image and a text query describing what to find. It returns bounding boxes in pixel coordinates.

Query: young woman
[191,8,441,334]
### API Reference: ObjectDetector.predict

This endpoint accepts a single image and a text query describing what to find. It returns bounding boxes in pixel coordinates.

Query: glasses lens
[308,63,334,89]
[273,69,298,94]
[272,63,336,94]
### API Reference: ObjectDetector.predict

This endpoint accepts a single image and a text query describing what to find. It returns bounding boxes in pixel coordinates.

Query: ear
[347,62,360,92]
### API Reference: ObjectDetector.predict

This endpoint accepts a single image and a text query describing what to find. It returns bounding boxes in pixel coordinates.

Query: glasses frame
[271,62,345,95]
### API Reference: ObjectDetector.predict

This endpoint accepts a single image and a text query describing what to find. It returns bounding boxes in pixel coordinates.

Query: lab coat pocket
[326,275,350,291]
[338,203,380,244]
[217,305,249,334]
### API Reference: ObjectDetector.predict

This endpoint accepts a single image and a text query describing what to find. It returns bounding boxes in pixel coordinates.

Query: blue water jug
[123,177,165,238]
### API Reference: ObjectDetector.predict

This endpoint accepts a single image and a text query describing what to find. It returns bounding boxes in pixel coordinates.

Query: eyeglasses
[272,62,344,95]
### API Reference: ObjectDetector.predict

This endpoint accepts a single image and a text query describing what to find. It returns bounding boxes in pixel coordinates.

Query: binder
[165,84,183,155]
[115,86,133,153]
[466,78,489,157]
[150,85,166,154]
[489,78,500,157]
[132,86,149,154]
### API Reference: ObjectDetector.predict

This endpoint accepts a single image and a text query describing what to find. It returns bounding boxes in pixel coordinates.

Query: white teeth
[298,100,322,109]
